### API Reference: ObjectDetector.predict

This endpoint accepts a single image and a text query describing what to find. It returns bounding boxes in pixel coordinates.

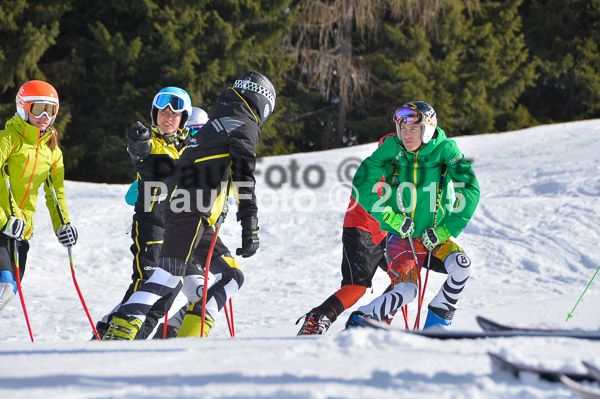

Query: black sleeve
[229,124,260,220]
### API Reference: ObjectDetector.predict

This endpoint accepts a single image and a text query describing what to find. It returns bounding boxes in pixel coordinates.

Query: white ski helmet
[393,101,438,144]
[187,107,209,128]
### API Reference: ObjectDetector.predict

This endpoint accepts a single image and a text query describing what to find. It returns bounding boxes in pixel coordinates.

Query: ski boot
[381,309,397,326]
[345,311,369,330]
[102,315,143,340]
[423,307,453,330]
[296,312,332,335]
[153,323,179,339]
[176,312,215,337]
[92,321,110,340]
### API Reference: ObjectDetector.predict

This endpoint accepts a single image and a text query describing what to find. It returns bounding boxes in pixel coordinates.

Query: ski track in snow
[1,120,599,398]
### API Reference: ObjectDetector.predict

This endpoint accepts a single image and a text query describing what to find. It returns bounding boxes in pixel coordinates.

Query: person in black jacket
[103,71,275,340]
[95,87,195,339]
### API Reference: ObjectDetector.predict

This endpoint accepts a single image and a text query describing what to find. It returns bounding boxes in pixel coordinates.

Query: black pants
[159,211,228,270]
[114,216,177,339]
[118,210,232,322]
[340,227,387,288]
[0,235,30,280]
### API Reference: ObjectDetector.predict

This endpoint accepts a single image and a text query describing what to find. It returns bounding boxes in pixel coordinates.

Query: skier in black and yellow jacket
[96,88,225,339]
[103,71,275,340]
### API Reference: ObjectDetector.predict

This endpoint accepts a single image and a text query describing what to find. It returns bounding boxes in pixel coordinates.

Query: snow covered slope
[0,120,599,398]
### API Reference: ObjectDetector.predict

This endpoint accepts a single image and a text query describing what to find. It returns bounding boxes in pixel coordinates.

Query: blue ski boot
[345,311,369,330]
[423,307,453,330]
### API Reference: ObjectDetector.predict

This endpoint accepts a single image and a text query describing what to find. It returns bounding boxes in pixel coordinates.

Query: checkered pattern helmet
[233,71,276,123]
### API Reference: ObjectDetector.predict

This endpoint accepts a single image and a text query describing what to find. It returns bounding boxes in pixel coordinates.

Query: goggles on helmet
[27,101,58,119]
[187,124,205,136]
[153,93,187,113]
[393,107,423,125]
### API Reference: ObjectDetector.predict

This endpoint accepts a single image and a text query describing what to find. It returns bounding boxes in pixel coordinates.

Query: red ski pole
[162,311,169,339]
[200,179,234,337]
[12,241,34,342]
[47,174,100,341]
[67,247,100,340]
[223,298,235,337]
[415,164,447,330]
[4,173,34,342]
[200,223,219,337]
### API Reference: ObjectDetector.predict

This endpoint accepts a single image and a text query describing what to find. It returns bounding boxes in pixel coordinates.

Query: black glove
[127,121,151,141]
[236,216,259,258]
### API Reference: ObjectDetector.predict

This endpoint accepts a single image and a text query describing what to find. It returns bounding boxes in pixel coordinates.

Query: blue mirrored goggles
[153,93,187,113]
[393,107,422,124]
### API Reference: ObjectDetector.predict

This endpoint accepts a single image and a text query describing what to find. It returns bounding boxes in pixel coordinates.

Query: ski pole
[566,264,600,322]
[4,172,34,342]
[47,174,100,341]
[406,234,424,329]
[162,311,169,339]
[387,236,410,329]
[11,239,34,342]
[224,299,235,337]
[416,164,447,329]
[200,178,235,337]
[200,223,220,337]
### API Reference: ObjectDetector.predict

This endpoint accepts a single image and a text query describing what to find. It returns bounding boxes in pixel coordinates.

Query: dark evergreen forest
[1,0,598,182]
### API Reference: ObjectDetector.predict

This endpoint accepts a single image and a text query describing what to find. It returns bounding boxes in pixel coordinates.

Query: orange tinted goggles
[27,102,58,119]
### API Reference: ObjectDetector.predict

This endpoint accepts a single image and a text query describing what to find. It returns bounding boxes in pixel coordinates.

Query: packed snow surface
[1,120,599,398]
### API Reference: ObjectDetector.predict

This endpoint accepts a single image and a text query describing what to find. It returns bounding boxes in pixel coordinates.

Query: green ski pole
[566,264,600,322]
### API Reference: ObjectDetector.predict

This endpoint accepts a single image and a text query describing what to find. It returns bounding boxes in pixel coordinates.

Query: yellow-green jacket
[0,116,70,240]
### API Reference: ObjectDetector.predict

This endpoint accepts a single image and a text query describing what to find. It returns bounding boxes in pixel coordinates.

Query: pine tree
[0,0,70,122]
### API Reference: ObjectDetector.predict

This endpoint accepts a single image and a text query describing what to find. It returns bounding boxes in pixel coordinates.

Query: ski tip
[582,360,600,381]
[560,374,600,398]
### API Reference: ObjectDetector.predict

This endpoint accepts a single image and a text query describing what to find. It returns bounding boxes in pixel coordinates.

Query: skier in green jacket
[0,80,77,311]
[345,101,480,329]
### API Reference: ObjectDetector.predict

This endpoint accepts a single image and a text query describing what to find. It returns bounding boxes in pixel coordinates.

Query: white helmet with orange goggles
[393,101,437,144]
[16,80,60,124]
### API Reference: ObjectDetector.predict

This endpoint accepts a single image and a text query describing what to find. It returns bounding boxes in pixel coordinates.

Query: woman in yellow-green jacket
[0,80,77,312]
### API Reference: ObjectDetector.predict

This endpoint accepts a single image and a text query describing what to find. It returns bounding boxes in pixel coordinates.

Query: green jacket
[0,116,70,240]
[352,127,479,238]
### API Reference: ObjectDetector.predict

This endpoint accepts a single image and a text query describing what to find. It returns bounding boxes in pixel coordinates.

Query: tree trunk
[335,11,354,148]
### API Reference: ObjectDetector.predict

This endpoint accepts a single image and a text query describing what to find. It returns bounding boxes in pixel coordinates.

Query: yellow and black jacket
[127,126,189,225]
[164,88,261,224]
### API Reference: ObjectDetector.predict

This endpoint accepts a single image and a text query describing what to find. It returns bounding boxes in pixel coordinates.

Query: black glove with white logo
[236,216,259,258]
